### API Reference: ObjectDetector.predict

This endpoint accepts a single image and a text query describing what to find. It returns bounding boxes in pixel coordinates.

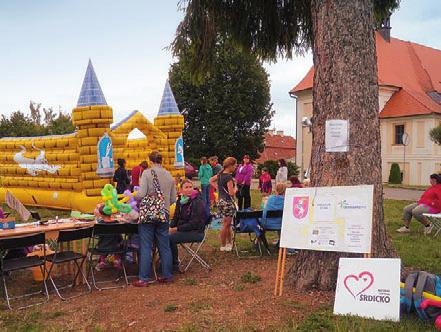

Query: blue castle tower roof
[77,59,107,107]
[157,79,180,116]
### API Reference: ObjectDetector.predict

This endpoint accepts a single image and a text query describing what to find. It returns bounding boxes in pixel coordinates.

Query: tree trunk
[287,0,395,291]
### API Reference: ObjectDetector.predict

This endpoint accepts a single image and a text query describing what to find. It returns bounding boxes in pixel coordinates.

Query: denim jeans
[169,231,204,267]
[201,184,211,216]
[138,222,173,281]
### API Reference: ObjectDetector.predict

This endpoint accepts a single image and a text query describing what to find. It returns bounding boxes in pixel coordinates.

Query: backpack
[401,271,441,321]
[138,170,168,224]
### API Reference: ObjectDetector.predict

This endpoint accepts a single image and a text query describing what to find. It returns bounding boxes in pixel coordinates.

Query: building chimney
[379,16,391,42]
[276,130,284,136]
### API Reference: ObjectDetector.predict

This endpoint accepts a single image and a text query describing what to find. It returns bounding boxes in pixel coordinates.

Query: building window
[395,125,405,144]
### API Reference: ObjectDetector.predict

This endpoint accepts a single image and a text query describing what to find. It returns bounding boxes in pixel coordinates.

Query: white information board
[325,119,349,152]
[334,258,401,322]
[280,185,373,253]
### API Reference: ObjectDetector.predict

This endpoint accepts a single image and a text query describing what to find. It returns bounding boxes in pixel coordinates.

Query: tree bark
[287,0,395,291]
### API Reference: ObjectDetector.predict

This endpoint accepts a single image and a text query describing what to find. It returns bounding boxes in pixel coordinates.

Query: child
[258,168,272,195]
[93,204,122,271]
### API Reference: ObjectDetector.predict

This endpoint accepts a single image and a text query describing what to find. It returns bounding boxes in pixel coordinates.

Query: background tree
[0,102,74,138]
[46,112,75,135]
[172,0,399,290]
[430,125,441,146]
[169,40,273,162]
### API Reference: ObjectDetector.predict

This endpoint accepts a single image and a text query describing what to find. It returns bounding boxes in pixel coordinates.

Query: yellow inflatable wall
[0,61,184,213]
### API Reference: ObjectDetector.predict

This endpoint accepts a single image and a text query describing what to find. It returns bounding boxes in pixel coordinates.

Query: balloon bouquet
[94,184,139,223]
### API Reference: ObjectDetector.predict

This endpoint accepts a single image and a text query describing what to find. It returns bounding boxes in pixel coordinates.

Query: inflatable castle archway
[0,60,185,212]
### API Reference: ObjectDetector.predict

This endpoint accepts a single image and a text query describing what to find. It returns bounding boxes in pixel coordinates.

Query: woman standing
[275,159,288,185]
[235,155,253,210]
[198,157,213,217]
[210,157,237,252]
[113,159,130,194]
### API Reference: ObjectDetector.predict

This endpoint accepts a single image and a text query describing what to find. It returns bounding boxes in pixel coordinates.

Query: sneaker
[424,224,434,235]
[220,246,226,252]
[224,243,233,252]
[132,279,156,287]
[396,226,410,233]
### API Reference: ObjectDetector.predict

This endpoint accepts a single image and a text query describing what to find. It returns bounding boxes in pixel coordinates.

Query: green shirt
[198,164,213,185]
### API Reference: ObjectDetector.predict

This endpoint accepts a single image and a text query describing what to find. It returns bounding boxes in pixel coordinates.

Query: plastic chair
[0,233,49,310]
[88,223,137,291]
[46,227,93,300]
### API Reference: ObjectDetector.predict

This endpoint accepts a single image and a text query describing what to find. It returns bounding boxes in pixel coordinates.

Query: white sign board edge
[279,185,374,254]
[333,257,401,322]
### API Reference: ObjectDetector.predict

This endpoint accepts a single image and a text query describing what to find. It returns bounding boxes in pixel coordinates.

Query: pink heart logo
[343,271,374,298]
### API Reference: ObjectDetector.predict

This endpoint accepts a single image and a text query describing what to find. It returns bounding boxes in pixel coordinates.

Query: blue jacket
[261,195,284,230]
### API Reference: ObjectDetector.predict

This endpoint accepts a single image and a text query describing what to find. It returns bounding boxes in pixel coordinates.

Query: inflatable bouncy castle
[0,60,185,212]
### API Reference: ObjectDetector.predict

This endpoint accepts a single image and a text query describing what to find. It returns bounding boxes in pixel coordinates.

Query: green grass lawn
[1,193,440,331]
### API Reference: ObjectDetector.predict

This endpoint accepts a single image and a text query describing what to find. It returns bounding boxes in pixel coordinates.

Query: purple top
[235,163,254,186]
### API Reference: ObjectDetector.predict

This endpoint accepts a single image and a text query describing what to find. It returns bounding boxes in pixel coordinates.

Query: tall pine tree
[172,0,400,290]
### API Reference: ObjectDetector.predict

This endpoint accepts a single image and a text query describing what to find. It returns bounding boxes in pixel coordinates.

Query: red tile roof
[290,32,441,118]
[256,133,296,164]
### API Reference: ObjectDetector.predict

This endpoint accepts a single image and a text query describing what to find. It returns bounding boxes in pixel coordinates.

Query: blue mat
[210,217,223,230]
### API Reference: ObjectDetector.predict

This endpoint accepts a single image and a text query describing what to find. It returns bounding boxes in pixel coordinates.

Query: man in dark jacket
[169,179,207,272]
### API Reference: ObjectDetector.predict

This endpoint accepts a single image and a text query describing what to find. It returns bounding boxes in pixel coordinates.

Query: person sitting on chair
[261,183,286,230]
[169,179,207,273]
[397,174,441,235]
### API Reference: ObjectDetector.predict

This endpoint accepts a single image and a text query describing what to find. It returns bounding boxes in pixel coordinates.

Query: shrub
[388,163,402,184]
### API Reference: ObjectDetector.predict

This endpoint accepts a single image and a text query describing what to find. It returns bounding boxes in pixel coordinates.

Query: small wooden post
[279,248,287,296]
[274,247,283,295]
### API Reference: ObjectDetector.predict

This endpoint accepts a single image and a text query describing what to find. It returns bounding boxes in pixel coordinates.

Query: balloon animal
[122,186,139,213]
[101,184,132,215]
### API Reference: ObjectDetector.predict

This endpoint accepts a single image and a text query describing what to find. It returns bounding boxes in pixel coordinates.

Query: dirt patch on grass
[0,247,333,331]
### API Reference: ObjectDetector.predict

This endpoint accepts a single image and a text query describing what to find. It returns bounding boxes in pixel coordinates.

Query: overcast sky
[1,1,440,138]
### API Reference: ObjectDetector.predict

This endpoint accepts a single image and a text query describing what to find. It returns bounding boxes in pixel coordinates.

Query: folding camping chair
[46,227,93,300]
[260,210,284,253]
[179,216,212,272]
[0,233,49,310]
[88,223,136,291]
[423,213,441,237]
[232,210,270,257]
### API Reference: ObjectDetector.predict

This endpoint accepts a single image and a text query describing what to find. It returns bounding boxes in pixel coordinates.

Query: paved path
[383,187,423,201]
